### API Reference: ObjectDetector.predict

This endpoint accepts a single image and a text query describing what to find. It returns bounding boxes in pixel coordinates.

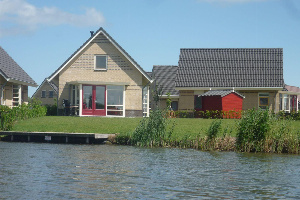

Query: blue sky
[0,0,299,96]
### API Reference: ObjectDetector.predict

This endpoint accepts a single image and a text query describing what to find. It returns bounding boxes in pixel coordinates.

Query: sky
[0,0,300,96]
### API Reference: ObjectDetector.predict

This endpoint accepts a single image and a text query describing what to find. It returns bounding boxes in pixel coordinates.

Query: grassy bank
[10,115,300,153]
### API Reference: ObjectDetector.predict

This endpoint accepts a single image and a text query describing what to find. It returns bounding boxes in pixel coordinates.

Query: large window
[12,85,21,106]
[259,93,269,109]
[107,85,124,116]
[279,94,297,113]
[95,55,107,70]
[142,86,149,117]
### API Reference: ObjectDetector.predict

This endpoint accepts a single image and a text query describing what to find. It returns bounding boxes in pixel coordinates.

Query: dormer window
[94,55,107,70]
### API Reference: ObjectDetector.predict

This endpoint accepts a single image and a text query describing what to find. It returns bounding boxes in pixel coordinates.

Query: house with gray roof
[32,78,58,105]
[36,27,152,117]
[0,46,37,107]
[153,48,299,113]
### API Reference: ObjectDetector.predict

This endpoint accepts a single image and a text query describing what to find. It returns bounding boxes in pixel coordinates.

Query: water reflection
[0,142,300,199]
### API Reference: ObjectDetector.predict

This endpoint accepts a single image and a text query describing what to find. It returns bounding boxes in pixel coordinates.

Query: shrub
[236,108,271,152]
[45,104,57,116]
[130,108,175,147]
[0,99,47,131]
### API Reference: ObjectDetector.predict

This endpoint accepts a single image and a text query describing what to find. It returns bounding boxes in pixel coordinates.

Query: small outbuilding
[199,90,244,113]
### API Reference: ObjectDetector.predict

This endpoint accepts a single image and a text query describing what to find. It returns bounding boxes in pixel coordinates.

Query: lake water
[1,142,300,199]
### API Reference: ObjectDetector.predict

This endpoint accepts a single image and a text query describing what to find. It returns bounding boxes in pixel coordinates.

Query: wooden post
[86,137,89,144]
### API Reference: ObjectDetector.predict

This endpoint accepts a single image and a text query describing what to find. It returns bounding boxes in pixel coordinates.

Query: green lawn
[12,116,237,138]
[12,116,142,134]
[12,116,300,141]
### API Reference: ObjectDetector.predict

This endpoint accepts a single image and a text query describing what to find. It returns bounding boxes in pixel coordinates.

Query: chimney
[90,31,94,36]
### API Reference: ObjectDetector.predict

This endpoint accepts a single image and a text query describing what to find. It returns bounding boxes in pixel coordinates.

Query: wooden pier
[0,131,115,144]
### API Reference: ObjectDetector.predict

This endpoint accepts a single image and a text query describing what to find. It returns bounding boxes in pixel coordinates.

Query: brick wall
[237,90,278,111]
[178,90,194,110]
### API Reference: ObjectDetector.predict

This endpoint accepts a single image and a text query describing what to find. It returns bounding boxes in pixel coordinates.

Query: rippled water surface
[1,142,300,199]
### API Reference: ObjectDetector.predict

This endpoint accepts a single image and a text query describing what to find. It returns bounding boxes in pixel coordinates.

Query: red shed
[199,90,244,118]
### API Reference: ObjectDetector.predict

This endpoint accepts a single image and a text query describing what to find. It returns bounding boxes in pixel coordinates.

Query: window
[12,85,21,106]
[95,55,107,70]
[107,85,124,116]
[171,101,178,111]
[259,93,269,109]
[41,90,46,98]
[291,95,297,112]
[49,91,53,98]
[142,86,149,117]
[194,95,202,110]
[279,94,297,113]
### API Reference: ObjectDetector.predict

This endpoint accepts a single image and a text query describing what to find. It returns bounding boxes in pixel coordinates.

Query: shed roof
[152,65,179,96]
[199,90,245,98]
[0,46,37,87]
[176,48,284,88]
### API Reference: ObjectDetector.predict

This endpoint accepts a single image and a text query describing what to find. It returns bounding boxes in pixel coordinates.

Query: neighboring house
[153,48,299,113]
[44,27,152,117]
[0,46,37,107]
[32,78,58,105]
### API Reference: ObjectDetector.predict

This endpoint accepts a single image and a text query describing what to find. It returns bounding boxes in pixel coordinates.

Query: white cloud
[0,0,105,37]
[197,0,269,3]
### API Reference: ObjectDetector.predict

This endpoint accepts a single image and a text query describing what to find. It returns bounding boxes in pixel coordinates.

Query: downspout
[1,81,8,105]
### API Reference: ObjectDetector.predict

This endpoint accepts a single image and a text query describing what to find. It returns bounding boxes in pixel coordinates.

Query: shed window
[95,55,107,70]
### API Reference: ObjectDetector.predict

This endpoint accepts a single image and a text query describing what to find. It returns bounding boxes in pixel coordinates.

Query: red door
[82,85,106,116]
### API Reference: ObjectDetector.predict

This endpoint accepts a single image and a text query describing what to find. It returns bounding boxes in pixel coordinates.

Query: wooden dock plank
[0,131,115,139]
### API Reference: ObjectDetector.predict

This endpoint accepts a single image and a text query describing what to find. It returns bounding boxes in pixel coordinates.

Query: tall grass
[129,109,175,147]
[116,108,300,154]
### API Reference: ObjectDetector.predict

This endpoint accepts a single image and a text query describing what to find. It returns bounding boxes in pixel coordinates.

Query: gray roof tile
[0,46,37,86]
[175,48,284,88]
[152,65,179,96]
